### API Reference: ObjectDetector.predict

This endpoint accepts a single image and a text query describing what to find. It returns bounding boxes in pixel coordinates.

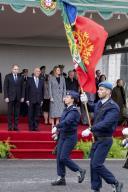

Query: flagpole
[81,88,95,142]
[81,88,91,127]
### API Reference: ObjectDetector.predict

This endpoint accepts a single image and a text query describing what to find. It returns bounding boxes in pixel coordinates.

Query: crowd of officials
[1,64,127,131]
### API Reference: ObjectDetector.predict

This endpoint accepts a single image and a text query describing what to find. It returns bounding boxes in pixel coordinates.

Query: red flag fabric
[74,16,108,93]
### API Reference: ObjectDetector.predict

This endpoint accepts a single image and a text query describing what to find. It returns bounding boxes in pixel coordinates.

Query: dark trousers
[20,102,28,117]
[57,134,80,177]
[8,100,20,129]
[28,103,41,130]
[90,138,116,190]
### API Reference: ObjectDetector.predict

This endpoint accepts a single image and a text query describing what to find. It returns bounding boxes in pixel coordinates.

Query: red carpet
[0,115,124,159]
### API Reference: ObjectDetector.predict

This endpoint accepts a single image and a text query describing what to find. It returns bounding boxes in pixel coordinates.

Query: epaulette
[110,100,114,104]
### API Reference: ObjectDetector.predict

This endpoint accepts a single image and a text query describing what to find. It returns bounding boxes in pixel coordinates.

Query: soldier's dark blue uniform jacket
[89,98,120,191]
[56,105,80,136]
[55,105,81,177]
[89,98,120,137]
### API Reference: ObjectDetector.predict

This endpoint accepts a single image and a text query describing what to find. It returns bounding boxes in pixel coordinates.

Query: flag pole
[81,88,94,142]
[81,88,91,127]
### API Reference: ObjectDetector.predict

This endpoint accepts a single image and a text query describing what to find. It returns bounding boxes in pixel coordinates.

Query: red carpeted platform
[0,115,124,159]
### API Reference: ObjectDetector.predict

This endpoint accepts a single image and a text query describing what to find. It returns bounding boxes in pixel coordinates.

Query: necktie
[35,77,39,88]
[14,74,17,82]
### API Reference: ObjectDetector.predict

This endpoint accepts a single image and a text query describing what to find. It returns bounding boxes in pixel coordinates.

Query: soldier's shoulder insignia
[110,100,114,104]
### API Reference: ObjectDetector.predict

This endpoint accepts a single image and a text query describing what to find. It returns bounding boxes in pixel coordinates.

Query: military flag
[61,1,108,93]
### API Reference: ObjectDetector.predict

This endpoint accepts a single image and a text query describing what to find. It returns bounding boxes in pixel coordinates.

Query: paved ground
[0,160,127,192]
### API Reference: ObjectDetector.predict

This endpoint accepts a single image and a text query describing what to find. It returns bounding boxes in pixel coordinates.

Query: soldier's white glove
[122,139,127,145]
[52,133,58,141]
[52,126,57,134]
[82,128,91,137]
[122,128,128,136]
[125,143,128,148]
[80,93,88,103]
[122,139,128,148]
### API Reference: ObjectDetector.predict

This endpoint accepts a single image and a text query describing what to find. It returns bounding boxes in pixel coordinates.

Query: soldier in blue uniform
[81,81,123,192]
[51,90,86,186]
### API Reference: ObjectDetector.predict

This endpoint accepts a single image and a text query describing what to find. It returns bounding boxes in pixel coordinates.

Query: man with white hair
[26,67,44,131]
[81,81,123,192]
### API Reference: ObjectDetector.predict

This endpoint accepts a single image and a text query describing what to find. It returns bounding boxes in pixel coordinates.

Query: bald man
[26,68,44,131]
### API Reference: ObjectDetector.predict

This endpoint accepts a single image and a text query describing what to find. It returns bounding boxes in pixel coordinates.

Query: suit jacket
[0,73,2,93]
[26,77,44,104]
[4,73,25,101]
[66,77,79,92]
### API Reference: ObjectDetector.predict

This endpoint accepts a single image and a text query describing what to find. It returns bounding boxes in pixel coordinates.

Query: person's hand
[40,101,43,107]
[82,128,91,137]
[125,143,128,148]
[5,98,9,103]
[52,133,58,141]
[63,97,66,102]
[21,98,24,103]
[50,98,54,102]
[122,139,127,146]
[52,126,57,134]
[122,128,128,136]
[80,92,88,103]
[26,101,30,106]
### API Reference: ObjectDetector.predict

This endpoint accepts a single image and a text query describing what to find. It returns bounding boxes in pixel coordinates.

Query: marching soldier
[51,90,86,185]
[81,81,123,192]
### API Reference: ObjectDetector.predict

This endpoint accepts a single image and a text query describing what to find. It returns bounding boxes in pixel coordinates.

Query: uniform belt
[94,136,112,141]
[64,131,76,136]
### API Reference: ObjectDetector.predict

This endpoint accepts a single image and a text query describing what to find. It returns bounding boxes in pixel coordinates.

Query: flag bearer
[81,81,123,192]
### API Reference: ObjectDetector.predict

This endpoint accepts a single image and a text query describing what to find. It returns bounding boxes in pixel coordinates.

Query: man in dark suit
[4,64,25,131]
[26,67,44,131]
[66,70,79,92]
[40,65,46,81]
[0,73,2,93]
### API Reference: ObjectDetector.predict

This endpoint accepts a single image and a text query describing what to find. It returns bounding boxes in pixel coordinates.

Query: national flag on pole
[61,1,108,93]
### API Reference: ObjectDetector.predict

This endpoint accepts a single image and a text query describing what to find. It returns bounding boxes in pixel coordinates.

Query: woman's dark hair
[116,79,123,84]
[99,74,106,83]
[70,96,79,105]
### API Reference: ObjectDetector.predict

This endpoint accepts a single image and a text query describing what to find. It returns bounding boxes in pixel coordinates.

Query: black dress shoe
[78,169,86,183]
[51,178,66,186]
[93,190,100,192]
[14,127,19,131]
[8,128,12,131]
[113,182,123,192]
